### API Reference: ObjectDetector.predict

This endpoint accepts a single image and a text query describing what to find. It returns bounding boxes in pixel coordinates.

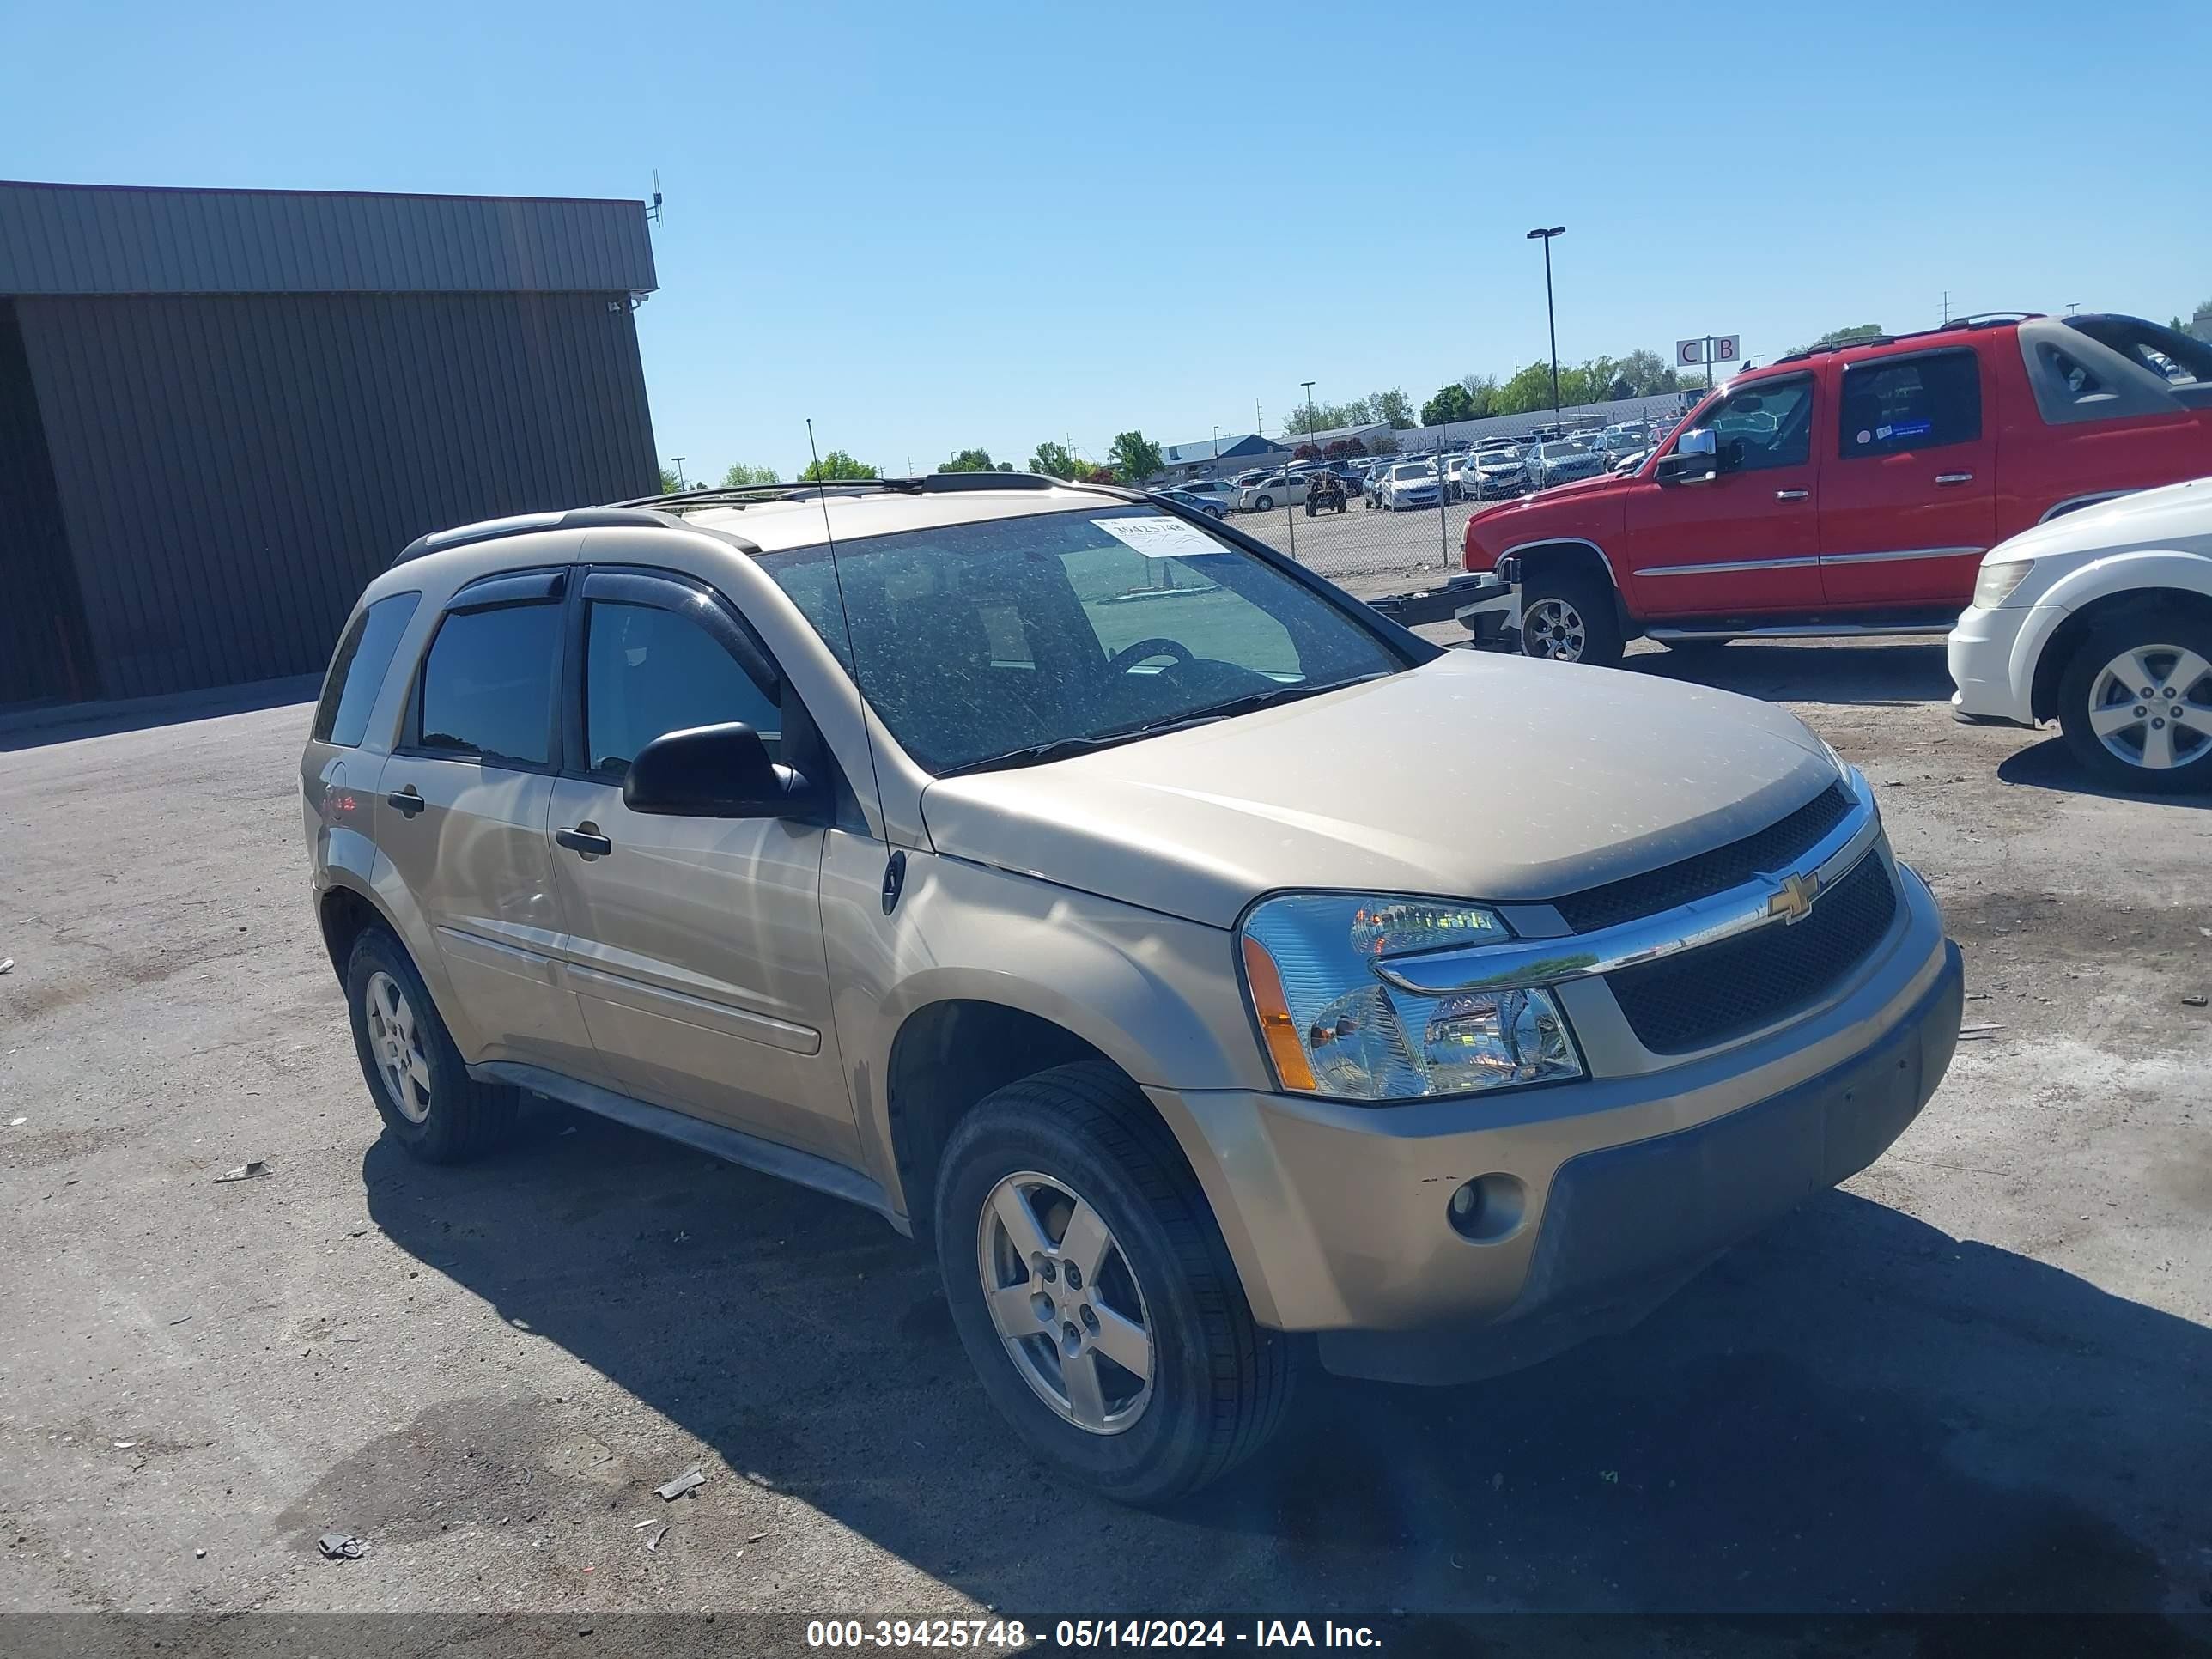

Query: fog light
[1448,1173,1528,1243]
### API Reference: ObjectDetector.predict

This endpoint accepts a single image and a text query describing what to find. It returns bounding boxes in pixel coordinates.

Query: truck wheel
[2057,619,2212,793]
[344,928,520,1162]
[935,1061,1297,1505]
[1521,569,1625,669]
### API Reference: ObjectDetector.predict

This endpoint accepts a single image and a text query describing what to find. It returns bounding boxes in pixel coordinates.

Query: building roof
[1161,433,1273,465]
[1289,421,1392,448]
[0,180,659,298]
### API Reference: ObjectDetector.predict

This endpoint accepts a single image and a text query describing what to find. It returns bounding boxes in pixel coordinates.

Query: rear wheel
[935,1062,1295,1504]
[2057,619,2212,793]
[1254,495,1273,513]
[1520,568,1625,669]
[344,929,520,1162]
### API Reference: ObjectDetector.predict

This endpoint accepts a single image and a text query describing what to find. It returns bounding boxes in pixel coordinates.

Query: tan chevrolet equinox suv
[303,474,1963,1503]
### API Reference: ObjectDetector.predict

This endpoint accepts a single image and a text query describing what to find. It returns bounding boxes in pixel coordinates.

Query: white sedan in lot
[1379,460,1441,510]
[1948,477,2212,792]
[1236,473,1307,512]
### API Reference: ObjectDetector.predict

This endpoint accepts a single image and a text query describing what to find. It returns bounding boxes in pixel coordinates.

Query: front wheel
[1520,569,1625,669]
[935,1062,1296,1504]
[2057,619,2212,793]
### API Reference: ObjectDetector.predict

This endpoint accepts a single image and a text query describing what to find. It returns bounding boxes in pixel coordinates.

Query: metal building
[0,180,660,708]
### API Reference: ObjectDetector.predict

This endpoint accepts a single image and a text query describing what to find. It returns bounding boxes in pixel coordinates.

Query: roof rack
[392,472,1088,565]
[1772,311,2045,366]
[611,471,1069,513]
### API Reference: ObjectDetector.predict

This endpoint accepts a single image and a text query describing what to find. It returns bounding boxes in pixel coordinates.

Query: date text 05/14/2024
[805,1619,1383,1650]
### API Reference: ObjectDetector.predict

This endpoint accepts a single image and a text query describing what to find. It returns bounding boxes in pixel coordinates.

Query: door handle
[556,823,612,859]
[1775,489,1810,501]
[385,787,425,818]
[1936,471,1975,486]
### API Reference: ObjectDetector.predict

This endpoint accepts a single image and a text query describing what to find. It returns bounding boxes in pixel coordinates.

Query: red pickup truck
[1462,313,2212,666]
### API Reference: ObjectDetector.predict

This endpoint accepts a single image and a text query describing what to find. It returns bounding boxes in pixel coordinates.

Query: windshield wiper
[1171,672,1392,726]
[933,728,1164,780]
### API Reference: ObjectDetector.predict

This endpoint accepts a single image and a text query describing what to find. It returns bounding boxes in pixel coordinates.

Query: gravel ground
[2,636,2208,1630]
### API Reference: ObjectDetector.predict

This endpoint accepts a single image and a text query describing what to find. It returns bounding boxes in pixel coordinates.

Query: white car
[1380,461,1441,510]
[1236,473,1307,512]
[1948,477,2212,791]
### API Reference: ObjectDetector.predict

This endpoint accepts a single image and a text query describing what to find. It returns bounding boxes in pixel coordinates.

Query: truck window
[1706,374,1813,472]
[1838,349,1981,458]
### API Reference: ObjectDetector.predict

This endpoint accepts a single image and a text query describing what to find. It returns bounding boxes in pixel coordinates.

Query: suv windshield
[759,506,1407,775]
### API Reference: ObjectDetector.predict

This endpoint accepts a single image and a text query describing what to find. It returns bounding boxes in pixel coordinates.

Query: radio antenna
[805,419,888,854]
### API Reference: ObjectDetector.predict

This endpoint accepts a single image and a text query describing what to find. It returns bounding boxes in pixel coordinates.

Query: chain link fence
[1187,392,1699,586]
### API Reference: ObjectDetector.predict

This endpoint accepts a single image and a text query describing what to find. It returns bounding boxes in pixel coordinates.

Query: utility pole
[1941,289,1950,325]
[1526,226,1566,423]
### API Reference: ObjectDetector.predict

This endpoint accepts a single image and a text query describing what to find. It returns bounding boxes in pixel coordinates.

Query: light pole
[1300,382,1317,454]
[670,455,688,489]
[1526,226,1565,423]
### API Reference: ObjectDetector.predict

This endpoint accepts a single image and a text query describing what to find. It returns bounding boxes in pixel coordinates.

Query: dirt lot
[2,638,2209,1631]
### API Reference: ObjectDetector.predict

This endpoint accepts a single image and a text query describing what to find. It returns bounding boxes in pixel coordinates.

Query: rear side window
[416,603,562,769]
[1838,349,1981,457]
[312,592,420,747]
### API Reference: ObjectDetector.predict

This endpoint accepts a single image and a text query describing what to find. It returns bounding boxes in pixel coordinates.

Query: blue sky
[7,1,2208,480]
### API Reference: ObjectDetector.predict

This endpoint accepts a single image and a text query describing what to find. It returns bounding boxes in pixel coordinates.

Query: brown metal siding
[0,182,659,298]
[15,291,658,700]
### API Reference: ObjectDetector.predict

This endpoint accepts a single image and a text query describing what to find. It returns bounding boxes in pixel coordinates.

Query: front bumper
[1948,602,2036,724]
[1152,863,1960,1385]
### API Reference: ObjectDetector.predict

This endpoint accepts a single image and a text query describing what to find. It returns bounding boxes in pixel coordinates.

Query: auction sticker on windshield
[1092,516,1224,559]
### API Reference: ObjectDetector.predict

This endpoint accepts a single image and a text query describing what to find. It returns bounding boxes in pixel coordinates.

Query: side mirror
[1656,426,1717,484]
[623,721,816,818]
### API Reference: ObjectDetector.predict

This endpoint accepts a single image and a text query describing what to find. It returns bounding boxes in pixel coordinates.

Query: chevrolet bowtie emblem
[1767,871,1820,925]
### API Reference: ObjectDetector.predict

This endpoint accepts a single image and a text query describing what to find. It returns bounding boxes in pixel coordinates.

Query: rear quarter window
[311,592,421,747]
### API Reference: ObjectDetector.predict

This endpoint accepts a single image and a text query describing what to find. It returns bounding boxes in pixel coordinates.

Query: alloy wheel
[975,1171,1153,1435]
[364,969,432,1123]
[1524,597,1588,662]
[2086,644,2212,771]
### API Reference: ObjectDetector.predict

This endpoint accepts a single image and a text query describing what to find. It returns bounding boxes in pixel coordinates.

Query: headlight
[1238,893,1583,1102]
[1973,559,2033,609]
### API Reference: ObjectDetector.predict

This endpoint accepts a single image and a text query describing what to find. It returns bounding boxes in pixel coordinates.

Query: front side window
[761,507,1407,775]
[1838,350,1980,458]
[584,599,780,776]
[313,591,420,747]
[415,602,562,769]
[1690,374,1814,472]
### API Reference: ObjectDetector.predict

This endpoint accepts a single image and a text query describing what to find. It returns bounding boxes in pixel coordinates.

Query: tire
[344,928,520,1163]
[2056,617,2212,793]
[1254,495,1273,513]
[934,1061,1296,1504]
[1520,567,1625,669]
[1304,502,1316,518]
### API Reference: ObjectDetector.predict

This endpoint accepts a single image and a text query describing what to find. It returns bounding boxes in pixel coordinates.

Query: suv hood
[920,652,1838,928]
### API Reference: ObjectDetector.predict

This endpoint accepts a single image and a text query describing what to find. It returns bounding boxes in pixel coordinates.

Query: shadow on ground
[1621,641,1955,709]
[360,1110,2210,1618]
[1997,734,2212,808]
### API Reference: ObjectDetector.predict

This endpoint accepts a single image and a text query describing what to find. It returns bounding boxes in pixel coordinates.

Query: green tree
[940,447,998,472]
[798,449,878,482]
[1457,374,1500,419]
[1368,388,1414,430]
[719,462,779,488]
[1420,382,1478,428]
[1284,397,1375,435]
[658,465,682,494]
[1616,349,1680,397]
[1790,322,1886,355]
[1029,441,1080,480]
[1498,362,1559,415]
[1109,429,1164,484]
